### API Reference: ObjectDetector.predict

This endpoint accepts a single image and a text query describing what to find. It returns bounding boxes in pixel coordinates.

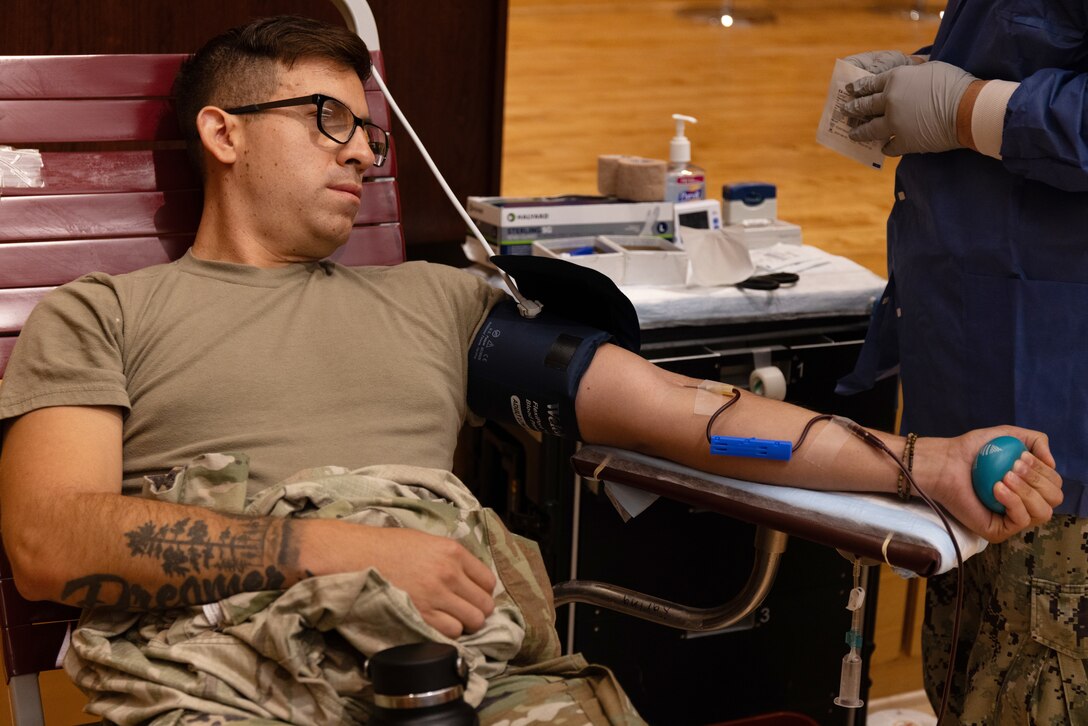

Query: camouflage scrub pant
[476,655,644,726]
[141,657,644,726]
[69,454,646,726]
[923,514,1088,725]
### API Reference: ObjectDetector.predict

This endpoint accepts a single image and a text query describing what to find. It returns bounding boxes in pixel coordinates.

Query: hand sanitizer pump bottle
[665,114,707,202]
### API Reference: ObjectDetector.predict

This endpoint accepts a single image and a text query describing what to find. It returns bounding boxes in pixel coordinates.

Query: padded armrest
[571,445,986,577]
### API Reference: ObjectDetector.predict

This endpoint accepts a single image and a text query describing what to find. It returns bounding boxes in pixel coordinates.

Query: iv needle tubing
[701,389,964,720]
[830,417,964,723]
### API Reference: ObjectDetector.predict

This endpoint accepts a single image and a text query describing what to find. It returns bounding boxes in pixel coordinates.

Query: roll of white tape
[749,366,787,400]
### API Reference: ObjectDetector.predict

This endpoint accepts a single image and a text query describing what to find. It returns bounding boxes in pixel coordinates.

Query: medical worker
[837,1,1088,722]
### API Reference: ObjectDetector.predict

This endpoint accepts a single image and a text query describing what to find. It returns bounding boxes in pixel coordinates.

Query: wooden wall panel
[367,1,508,263]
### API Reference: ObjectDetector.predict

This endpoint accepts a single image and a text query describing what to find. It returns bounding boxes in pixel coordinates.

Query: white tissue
[681,225,755,287]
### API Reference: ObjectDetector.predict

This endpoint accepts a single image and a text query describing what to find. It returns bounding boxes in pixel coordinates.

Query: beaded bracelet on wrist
[896,432,918,501]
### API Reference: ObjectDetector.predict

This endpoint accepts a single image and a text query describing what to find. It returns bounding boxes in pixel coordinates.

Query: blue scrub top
[840,0,1088,516]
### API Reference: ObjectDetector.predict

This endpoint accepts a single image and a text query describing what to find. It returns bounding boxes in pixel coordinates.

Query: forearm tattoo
[61,516,295,610]
[126,517,262,576]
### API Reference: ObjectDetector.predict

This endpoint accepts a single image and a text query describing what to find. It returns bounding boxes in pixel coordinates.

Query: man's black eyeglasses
[225,93,389,167]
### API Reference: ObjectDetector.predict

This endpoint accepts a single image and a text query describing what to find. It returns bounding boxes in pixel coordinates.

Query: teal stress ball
[971,436,1026,514]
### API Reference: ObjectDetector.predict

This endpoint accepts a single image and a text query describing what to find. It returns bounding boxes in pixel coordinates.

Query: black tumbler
[368,642,478,725]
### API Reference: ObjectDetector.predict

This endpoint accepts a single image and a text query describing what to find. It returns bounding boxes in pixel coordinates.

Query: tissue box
[600,235,688,286]
[531,237,626,285]
[467,195,674,255]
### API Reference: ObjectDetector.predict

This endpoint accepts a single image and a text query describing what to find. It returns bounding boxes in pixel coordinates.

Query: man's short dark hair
[173,15,372,173]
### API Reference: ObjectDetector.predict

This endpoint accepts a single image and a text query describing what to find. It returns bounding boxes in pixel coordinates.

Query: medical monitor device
[672,199,722,247]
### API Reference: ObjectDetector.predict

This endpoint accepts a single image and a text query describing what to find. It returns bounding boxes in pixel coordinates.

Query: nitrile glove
[843,50,914,75]
[843,61,976,156]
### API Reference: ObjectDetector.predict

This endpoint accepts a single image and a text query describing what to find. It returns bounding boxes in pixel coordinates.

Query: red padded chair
[0,46,402,724]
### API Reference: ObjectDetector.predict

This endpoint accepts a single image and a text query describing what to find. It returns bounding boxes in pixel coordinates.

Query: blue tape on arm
[709,436,792,460]
[467,300,611,440]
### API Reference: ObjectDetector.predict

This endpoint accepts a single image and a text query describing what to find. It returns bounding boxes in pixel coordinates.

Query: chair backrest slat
[0,288,51,335]
[0,224,407,300]
[4,146,393,201]
[0,55,185,98]
[0,99,179,143]
[9,150,199,196]
[0,237,197,288]
[1,190,205,241]
[0,53,388,98]
[0,339,15,374]
[0,89,391,145]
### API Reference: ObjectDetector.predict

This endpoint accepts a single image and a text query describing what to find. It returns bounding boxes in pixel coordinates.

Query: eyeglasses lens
[318,98,356,143]
[361,124,388,163]
[318,98,388,165]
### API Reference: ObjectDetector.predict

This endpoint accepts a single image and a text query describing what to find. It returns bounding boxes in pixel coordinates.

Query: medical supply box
[467,195,675,255]
[722,181,777,224]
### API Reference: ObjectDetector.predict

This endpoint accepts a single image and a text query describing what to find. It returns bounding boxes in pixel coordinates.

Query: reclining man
[0,15,1063,725]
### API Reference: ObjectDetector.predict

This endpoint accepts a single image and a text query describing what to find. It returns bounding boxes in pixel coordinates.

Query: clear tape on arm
[693,380,737,414]
[798,418,852,470]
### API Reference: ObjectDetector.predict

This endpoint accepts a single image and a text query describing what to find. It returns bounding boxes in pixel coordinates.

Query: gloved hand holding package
[815,59,885,169]
[843,61,977,156]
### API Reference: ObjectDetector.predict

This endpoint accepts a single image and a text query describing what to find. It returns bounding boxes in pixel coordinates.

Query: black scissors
[736,272,800,290]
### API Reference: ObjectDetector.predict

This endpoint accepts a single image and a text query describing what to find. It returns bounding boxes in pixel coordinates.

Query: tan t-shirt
[0,252,506,493]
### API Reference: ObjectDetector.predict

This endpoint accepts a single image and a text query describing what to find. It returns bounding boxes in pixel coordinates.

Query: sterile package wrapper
[816,60,884,170]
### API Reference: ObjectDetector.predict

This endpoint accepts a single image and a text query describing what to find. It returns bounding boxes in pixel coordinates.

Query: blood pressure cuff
[468,301,610,439]
[467,254,641,440]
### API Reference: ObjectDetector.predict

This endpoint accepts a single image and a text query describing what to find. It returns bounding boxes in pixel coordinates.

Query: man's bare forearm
[574,344,1065,544]
[62,501,298,610]
[12,490,301,610]
[576,345,905,493]
[0,406,307,609]
[2,406,497,635]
